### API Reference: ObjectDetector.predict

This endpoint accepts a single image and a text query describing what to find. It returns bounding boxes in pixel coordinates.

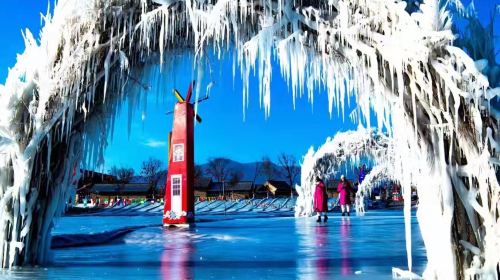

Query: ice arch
[295,127,392,217]
[0,0,498,279]
[353,162,393,213]
[294,131,414,273]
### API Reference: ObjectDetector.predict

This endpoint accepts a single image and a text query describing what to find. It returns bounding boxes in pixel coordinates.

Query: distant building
[325,179,340,198]
[261,180,295,197]
[76,170,117,203]
[90,183,151,205]
[154,170,168,198]
[128,176,149,184]
[253,184,266,198]
[76,170,165,206]
[207,182,223,198]
[204,181,255,200]
[194,177,212,200]
[225,181,254,199]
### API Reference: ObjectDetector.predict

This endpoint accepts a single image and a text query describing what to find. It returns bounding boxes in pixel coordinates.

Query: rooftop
[91,183,150,194]
[225,181,254,192]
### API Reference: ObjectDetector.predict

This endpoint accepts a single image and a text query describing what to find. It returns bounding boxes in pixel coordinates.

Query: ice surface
[3,210,425,280]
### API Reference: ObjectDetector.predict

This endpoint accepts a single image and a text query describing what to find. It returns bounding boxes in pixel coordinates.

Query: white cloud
[143,139,167,148]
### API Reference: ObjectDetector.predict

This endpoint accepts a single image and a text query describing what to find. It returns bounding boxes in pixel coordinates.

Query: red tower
[163,81,205,226]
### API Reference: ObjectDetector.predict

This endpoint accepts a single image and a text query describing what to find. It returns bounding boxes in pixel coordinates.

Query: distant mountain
[198,159,293,185]
[196,158,369,184]
[158,159,367,186]
[100,157,366,191]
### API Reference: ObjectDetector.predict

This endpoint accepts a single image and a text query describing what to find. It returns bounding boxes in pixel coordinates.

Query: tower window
[173,144,184,162]
[172,175,181,196]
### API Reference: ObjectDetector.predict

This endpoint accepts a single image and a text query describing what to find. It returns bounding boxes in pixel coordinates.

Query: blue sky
[102,54,358,171]
[0,1,498,173]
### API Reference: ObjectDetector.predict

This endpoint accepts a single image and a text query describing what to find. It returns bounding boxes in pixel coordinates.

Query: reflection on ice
[296,217,354,280]
[340,217,352,276]
[295,218,333,280]
[315,225,329,280]
[161,228,193,280]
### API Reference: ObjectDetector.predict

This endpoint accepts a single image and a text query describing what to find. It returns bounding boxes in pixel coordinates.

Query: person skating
[314,176,329,222]
[337,175,352,216]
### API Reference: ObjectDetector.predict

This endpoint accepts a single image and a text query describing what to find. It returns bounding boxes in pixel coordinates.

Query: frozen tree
[0,0,497,279]
[403,0,424,13]
[452,2,500,88]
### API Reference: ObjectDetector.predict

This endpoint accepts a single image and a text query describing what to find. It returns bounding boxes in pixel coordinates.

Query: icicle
[103,33,114,104]
[46,132,52,183]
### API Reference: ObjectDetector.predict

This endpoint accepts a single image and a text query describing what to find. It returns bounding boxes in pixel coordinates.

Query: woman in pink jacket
[314,176,328,222]
[337,175,352,216]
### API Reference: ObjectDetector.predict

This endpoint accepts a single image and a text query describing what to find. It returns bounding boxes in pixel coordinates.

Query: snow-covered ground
[1,209,424,279]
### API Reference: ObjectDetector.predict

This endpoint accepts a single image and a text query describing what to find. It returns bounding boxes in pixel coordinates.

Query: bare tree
[194,164,204,181]
[109,166,119,178]
[155,170,167,198]
[229,169,244,187]
[277,153,300,197]
[261,156,277,181]
[251,161,263,197]
[140,158,163,199]
[109,166,135,183]
[205,157,231,182]
[228,169,244,200]
[120,168,135,183]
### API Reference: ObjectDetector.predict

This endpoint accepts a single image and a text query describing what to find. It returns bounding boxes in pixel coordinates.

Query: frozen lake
[2,210,426,279]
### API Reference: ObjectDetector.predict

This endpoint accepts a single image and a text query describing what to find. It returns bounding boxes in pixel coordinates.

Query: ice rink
[2,203,426,279]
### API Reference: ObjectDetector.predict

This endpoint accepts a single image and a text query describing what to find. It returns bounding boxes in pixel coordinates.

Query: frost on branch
[0,0,498,279]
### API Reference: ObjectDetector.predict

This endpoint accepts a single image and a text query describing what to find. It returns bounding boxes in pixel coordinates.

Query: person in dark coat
[358,164,366,184]
[314,176,328,222]
[337,175,352,216]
